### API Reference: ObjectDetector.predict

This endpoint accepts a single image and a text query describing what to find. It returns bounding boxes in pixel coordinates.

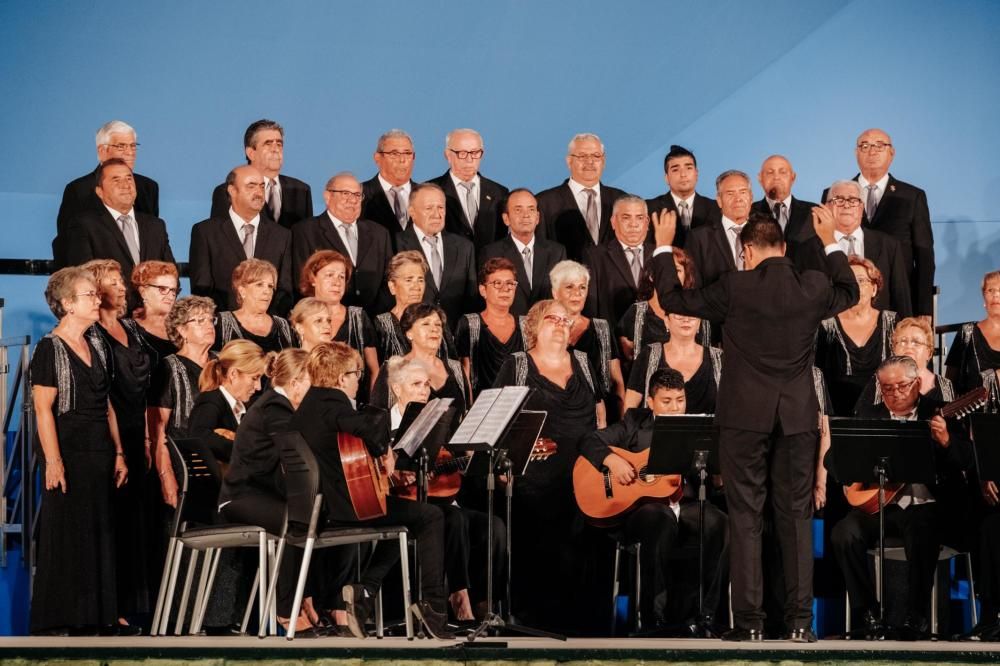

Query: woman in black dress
[550,260,621,426]
[128,260,179,366]
[30,267,129,635]
[946,270,1000,400]
[147,296,217,509]
[455,257,526,396]
[215,258,295,353]
[815,256,897,416]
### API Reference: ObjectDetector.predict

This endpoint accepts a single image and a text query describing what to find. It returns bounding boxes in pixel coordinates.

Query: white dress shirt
[568,178,600,218]
[105,204,140,248]
[449,171,481,224]
[379,174,411,225]
[834,227,865,258]
[764,195,793,232]
[413,225,444,273]
[327,211,358,264]
[229,208,261,240]
[858,173,890,209]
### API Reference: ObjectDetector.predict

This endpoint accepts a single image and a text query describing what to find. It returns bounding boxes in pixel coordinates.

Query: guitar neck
[433,455,471,475]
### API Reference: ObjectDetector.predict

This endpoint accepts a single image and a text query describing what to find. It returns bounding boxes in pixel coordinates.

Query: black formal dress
[569,318,620,421]
[123,319,176,368]
[30,334,118,633]
[750,197,817,243]
[455,313,526,396]
[332,306,378,404]
[628,343,722,415]
[815,311,898,416]
[584,240,655,328]
[946,323,1000,394]
[616,301,712,354]
[394,226,478,326]
[651,244,859,632]
[211,175,313,230]
[148,354,204,440]
[372,311,457,365]
[478,236,567,316]
[645,192,721,249]
[369,357,468,416]
[214,312,296,354]
[536,180,626,262]
[429,172,509,254]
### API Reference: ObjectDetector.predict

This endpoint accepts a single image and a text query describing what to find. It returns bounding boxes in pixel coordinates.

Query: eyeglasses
[893,337,929,348]
[448,148,484,160]
[106,142,140,152]
[543,314,575,328]
[343,369,362,378]
[377,150,414,160]
[327,189,363,201]
[985,287,1000,297]
[73,291,100,300]
[185,315,217,327]
[856,277,873,285]
[143,283,181,297]
[880,378,917,395]
[857,141,892,153]
[569,153,604,162]
[487,279,518,290]
[830,196,863,208]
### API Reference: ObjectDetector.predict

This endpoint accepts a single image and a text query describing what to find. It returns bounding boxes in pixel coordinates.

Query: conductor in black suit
[62,158,175,311]
[190,165,293,315]
[479,189,567,316]
[649,207,859,641]
[210,119,313,230]
[291,172,393,311]
[361,129,418,240]
[536,133,625,262]
[584,195,654,327]
[55,120,159,267]
[788,180,912,317]
[429,128,509,254]
[751,155,817,242]
[645,145,721,249]
[394,183,477,328]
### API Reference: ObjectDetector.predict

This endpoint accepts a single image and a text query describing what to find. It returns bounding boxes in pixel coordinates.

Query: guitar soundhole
[637,466,657,484]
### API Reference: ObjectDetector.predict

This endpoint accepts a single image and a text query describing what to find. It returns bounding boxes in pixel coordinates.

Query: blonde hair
[892,316,933,347]
[307,342,361,389]
[232,258,278,307]
[199,339,269,392]
[290,297,329,327]
[522,299,565,349]
[82,259,125,316]
[386,250,429,281]
[266,348,310,388]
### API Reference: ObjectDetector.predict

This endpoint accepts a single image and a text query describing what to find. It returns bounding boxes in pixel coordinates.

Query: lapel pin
[889,184,896,193]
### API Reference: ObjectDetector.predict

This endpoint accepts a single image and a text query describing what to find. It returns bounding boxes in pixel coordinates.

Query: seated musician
[289,342,453,639]
[578,368,729,631]
[830,355,974,640]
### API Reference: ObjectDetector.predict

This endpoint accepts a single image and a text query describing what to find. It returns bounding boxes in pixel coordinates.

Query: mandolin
[573,446,683,527]
[338,431,391,520]
[845,387,987,514]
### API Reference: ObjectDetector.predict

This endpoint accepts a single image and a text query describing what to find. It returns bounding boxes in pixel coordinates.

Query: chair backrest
[273,431,322,537]
[168,436,223,532]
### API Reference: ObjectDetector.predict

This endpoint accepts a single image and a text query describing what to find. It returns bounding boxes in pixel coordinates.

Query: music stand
[645,415,720,637]
[829,418,937,636]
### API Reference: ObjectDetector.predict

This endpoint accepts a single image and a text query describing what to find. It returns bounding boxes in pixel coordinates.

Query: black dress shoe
[786,627,818,643]
[721,627,764,642]
[410,600,457,640]
[893,615,930,642]
[204,624,242,636]
[67,625,98,636]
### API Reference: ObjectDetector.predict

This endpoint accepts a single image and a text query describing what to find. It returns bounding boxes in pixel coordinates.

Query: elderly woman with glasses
[215,258,295,353]
[129,260,180,365]
[30,267,129,635]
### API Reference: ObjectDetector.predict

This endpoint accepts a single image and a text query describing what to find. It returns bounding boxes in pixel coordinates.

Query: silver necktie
[678,200,691,228]
[625,246,641,284]
[773,202,786,230]
[583,188,599,243]
[522,246,533,287]
[341,223,358,264]
[242,223,255,258]
[866,184,879,220]
[728,225,743,270]
[391,186,406,228]
[423,235,443,287]
[458,181,478,226]
[845,234,858,257]
[267,178,281,221]
[118,214,140,264]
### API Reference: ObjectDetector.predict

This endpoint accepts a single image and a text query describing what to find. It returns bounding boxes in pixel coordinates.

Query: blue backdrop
[1,0,999,634]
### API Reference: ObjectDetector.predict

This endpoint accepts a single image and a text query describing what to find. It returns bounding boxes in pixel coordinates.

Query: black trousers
[720,427,816,631]
[832,502,942,620]
[979,512,1000,621]
[432,501,506,603]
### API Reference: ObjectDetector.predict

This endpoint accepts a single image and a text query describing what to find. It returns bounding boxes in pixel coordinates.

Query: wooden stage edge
[1,636,1000,663]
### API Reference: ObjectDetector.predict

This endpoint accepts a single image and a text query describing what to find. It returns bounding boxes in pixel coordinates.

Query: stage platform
[1,636,999,664]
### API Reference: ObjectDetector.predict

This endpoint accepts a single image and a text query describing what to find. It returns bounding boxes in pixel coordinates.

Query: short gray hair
[612,194,647,216]
[324,171,359,190]
[376,129,413,152]
[825,179,863,202]
[549,260,590,292]
[96,120,135,146]
[567,133,605,155]
[445,128,482,149]
[877,355,919,381]
[715,169,751,191]
[386,355,430,391]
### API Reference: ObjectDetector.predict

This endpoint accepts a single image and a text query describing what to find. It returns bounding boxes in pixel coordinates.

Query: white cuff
[653,246,674,257]
[823,244,842,256]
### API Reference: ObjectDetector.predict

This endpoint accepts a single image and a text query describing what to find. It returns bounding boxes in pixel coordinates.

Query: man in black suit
[685,169,755,290]
[210,119,313,230]
[649,208,859,641]
[429,128,509,255]
[361,129,418,241]
[479,189,566,316]
[752,155,817,242]
[788,180,912,317]
[291,172,393,311]
[394,183,477,327]
[646,145,721,249]
[822,128,934,321]
[584,195,654,327]
[190,165,293,315]
[55,120,159,267]
[536,133,625,262]
[63,158,175,310]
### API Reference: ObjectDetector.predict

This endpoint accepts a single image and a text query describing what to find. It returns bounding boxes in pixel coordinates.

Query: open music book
[393,397,454,457]
[449,386,531,449]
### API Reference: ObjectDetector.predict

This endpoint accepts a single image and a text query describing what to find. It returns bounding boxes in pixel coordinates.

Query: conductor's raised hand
[651,209,677,248]
[811,204,838,246]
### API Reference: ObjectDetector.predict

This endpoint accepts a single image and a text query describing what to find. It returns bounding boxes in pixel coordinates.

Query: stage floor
[1,635,1000,664]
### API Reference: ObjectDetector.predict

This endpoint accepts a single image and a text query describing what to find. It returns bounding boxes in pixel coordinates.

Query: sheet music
[393,398,453,457]
[449,386,530,448]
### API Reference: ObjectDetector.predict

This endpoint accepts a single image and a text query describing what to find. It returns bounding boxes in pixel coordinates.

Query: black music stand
[829,418,937,637]
[644,415,720,637]
[393,402,459,504]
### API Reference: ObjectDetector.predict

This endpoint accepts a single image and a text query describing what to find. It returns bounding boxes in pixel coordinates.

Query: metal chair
[261,431,414,640]
[150,437,278,636]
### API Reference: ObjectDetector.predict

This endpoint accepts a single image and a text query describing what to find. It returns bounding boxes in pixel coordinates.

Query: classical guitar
[573,446,683,527]
[338,431,390,520]
[392,437,558,501]
[845,387,987,514]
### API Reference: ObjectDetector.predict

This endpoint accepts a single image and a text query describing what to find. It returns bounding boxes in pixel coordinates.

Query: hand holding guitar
[603,452,637,485]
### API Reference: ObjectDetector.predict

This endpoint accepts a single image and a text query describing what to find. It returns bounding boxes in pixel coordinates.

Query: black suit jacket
[536,180,626,263]
[584,239,655,326]
[189,214,293,316]
[750,196,817,243]
[684,220,740,288]
[361,175,417,243]
[652,250,859,434]
[645,192,721,249]
[786,229,913,317]
[54,167,159,266]
[218,389,292,504]
[479,235,567,316]
[429,171,509,254]
[187,388,241,464]
[210,174,313,230]
[822,174,934,316]
[395,226,477,327]
[290,386,389,522]
[291,213,394,312]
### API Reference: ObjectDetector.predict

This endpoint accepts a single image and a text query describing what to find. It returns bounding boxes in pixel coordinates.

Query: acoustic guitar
[845,387,987,514]
[573,446,683,527]
[338,431,391,520]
